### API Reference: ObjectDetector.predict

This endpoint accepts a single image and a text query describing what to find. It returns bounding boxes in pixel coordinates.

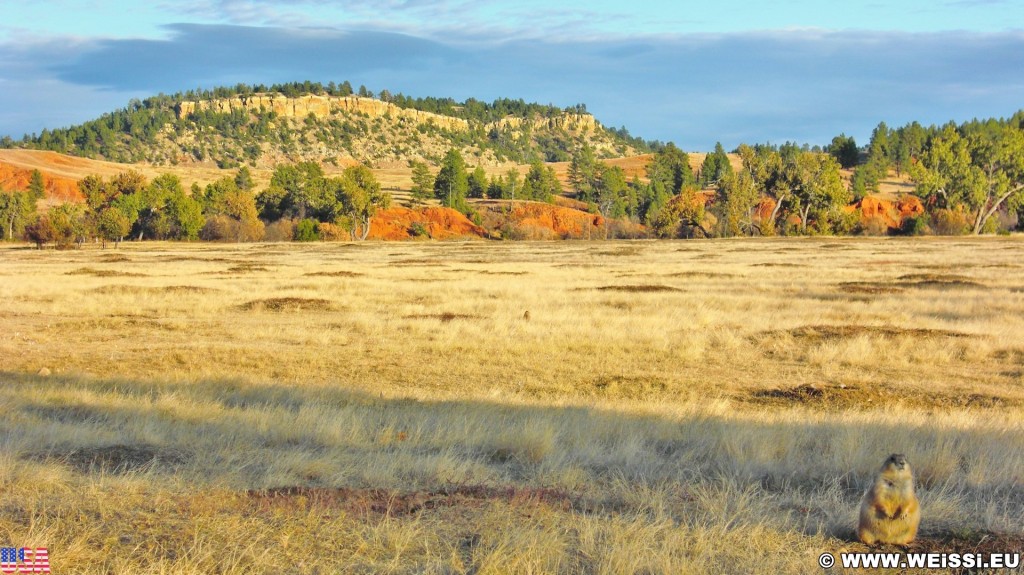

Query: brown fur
[857,453,920,545]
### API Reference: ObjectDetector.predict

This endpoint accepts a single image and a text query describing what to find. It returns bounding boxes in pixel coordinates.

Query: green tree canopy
[911,122,1024,234]
[28,169,46,201]
[468,166,488,199]
[826,134,859,169]
[0,189,37,240]
[568,143,599,201]
[522,162,561,203]
[330,164,390,240]
[409,160,435,206]
[434,149,469,212]
[647,142,695,196]
[699,142,734,187]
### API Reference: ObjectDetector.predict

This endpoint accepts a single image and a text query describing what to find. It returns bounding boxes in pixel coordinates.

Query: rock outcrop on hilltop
[177,95,469,133]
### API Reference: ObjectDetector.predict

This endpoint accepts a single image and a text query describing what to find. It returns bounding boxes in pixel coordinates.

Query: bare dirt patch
[749,383,902,409]
[226,263,273,273]
[23,444,190,474]
[897,273,986,289]
[837,282,905,294]
[392,259,447,267]
[246,485,579,518]
[666,271,741,279]
[97,253,132,263]
[238,298,334,312]
[595,285,680,293]
[596,247,643,257]
[444,269,529,276]
[304,270,364,278]
[67,267,146,278]
[747,383,1016,410]
[840,530,1024,563]
[404,312,481,322]
[778,324,972,342]
[592,375,668,400]
[838,274,986,294]
[92,285,216,295]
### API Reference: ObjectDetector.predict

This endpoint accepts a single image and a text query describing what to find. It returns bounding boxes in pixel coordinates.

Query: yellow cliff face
[176,95,469,132]
[493,113,599,133]
[174,94,600,135]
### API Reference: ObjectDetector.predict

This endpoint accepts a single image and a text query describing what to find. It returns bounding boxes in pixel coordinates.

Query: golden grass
[1,237,1023,573]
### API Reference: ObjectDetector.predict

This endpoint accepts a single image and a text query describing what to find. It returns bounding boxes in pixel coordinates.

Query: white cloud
[2,25,1023,149]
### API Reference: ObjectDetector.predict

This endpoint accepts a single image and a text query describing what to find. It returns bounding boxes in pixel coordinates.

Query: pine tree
[433,149,469,212]
[28,169,45,201]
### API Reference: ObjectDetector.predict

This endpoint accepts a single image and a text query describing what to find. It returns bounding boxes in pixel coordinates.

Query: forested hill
[4,81,651,169]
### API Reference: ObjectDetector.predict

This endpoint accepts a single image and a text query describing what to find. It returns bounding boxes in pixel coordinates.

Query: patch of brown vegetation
[780,324,971,341]
[391,258,447,266]
[748,384,1016,410]
[443,269,528,276]
[226,263,272,273]
[238,297,333,312]
[304,270,364,278]
[595,285,680,293]
[246,485,579,518]
[67,267,146,278]
[97,253,132,263]
[840,275,986,293]
[404,312,480,322]
[92,285,216,295]
[23,444,190,474]
[592,375,668,400]
[837,282,905,294]
[667,271,741,279]
[897,273,986,289]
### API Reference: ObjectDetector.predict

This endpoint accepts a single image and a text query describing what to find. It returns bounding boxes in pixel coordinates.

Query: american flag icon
[0,548,50,574]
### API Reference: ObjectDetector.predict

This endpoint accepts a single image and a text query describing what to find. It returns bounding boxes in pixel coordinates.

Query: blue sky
[1,1,1022,150]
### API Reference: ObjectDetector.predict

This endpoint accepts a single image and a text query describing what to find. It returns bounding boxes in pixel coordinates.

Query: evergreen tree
[568,143,598,201]
[28,169,46,201]
[647,142,694,196]
[826,134,859,169]
[522,161,561,202]
[699,142,734,187]
[434,149,469,212]
[468,166,488,199]
[234,166,254,191]
[409,160,435,206]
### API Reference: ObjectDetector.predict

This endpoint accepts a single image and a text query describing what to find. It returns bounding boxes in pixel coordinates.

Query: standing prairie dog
[858,453,921,545]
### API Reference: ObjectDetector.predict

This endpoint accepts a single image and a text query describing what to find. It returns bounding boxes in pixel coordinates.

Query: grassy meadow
[1,237,1022,573]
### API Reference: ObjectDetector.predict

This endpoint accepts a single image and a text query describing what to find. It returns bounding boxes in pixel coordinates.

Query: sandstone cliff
[177,95,469,133]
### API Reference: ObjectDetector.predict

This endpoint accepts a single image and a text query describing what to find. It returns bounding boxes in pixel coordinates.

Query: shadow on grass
[2,369,1022,549]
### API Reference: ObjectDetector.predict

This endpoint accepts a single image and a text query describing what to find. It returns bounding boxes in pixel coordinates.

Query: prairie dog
[858,453,920,545]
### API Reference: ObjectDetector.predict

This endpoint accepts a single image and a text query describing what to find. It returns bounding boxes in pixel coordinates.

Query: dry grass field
[1,237,1023,573]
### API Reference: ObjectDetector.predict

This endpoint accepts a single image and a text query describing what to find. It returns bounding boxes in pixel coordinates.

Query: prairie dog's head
[880,453,912,477]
